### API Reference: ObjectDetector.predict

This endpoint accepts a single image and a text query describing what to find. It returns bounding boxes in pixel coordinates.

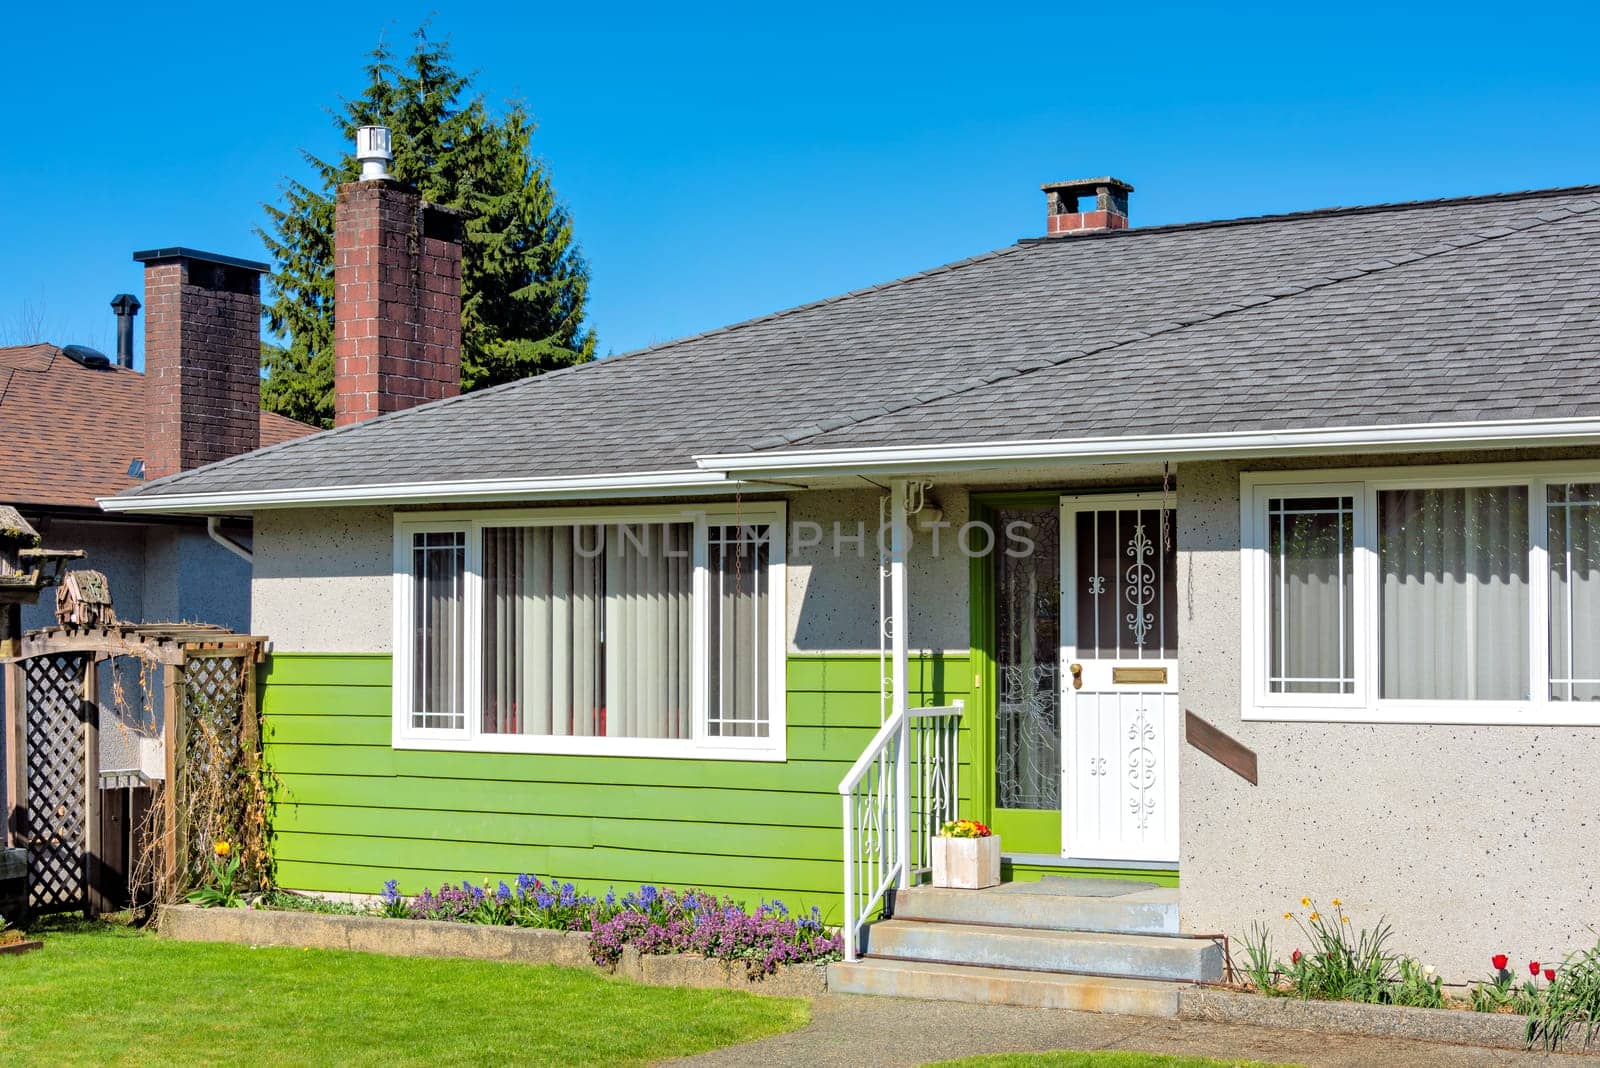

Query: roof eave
[98,470,756,515]
[694,417,1600,479]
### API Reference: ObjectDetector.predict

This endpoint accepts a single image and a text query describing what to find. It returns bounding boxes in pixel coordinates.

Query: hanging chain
[1160,460,1173,553]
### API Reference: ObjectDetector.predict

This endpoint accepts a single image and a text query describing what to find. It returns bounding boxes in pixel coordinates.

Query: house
[104,156,1600,989]
[1,249,317,793]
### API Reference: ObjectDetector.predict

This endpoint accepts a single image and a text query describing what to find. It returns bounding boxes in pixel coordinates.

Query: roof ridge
[1014,181,1600,245]
[750,195,1600,454]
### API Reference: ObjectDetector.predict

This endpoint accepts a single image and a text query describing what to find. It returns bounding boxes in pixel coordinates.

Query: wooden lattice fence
[3,624,267,919]
[19,652,93,913]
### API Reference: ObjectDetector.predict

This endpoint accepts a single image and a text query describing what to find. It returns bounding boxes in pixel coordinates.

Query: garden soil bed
[156,904,826,998]
[1180,985,1598,1055]
[0,938,43,956]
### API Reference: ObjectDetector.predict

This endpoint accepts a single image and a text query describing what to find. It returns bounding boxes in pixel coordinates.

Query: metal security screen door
[1060,494,1180,864]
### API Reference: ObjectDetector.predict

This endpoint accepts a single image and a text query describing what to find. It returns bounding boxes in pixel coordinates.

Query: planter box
[1179,985,1599,1055]
[157,905,825,997]
[931,835,1000,889]
[0,938,42,956]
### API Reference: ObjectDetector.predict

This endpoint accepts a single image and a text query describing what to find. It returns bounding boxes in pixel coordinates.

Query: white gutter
[99,470,750,515]
[694,417,1600,478]
[206,517,254,563]
[95,416,1600,515]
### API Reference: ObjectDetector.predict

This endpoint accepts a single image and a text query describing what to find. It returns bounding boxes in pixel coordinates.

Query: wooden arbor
[2,623,267,917]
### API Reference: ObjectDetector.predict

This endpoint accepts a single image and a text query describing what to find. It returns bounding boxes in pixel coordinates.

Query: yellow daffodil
[1283,912,1293,920]
[1342,916,1350,924]
[1309,912,1320,921]
[214,841,231,858]
[1301,897,1311,907]
[1331,897,1342,907]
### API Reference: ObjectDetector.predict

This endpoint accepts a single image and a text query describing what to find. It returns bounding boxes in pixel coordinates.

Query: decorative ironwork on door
[1075,508,1178,659]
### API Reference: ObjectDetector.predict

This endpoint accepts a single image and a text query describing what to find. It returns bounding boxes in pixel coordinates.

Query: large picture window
[395,505,786,758]
[1244,465,1600,725]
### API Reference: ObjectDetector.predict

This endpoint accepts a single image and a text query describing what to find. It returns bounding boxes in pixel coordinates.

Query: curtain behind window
[482,525,604,735]
[1379,487,1528,700]
[1550,483,1600,702]
[413,531,466,730]
[604,523,693,739]
[482,522,692,738]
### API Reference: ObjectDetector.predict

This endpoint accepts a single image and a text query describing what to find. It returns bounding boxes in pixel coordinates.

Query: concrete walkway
[665,993,1576,1067]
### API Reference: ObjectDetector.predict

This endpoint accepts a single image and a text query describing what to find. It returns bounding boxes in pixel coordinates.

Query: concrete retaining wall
[157,904,827,998]
[1179,986,1593,1055]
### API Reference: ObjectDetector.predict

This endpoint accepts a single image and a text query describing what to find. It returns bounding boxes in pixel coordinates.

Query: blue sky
[3,4,1598,367]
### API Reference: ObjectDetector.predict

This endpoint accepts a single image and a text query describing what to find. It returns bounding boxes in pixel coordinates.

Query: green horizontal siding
[262,651,972,918]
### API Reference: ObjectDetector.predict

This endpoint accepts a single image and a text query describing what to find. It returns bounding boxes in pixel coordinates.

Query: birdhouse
[0,505,40,580]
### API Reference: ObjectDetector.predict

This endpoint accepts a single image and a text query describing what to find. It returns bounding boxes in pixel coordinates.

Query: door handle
[1069,663,1083,690]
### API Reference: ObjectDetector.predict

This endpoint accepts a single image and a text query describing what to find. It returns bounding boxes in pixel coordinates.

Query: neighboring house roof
[112,184,1600,507]
[0,343,318,510]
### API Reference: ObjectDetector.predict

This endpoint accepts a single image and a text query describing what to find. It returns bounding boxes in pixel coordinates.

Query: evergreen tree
[260,27,595,427]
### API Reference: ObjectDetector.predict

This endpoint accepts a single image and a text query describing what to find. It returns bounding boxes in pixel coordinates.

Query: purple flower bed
[375,875,842,977]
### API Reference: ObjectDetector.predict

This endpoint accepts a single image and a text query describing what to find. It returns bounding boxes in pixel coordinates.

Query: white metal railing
[838,699,963,961]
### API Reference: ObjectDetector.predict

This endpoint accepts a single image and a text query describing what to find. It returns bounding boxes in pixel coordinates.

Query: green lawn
[933,1055,1298,1068]
[0,922,808,1066]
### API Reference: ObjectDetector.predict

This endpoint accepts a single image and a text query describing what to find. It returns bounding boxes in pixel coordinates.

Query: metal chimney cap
[110,293,141,314]
[355,125,394,181]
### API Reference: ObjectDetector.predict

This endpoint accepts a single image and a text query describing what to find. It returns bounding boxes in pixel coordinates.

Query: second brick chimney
[333,134,466,427]
[133,248,267,480]
[1042,177,1133,236]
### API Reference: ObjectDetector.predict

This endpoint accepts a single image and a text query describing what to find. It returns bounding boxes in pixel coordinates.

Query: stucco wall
[253,507,396,653]
[1178,453,1600,982]
[253,490,976,657]
[788,487,971,655]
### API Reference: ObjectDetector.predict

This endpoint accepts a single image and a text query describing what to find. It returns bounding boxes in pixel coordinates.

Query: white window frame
[1241,461,1600,726]
[392,502,787,759]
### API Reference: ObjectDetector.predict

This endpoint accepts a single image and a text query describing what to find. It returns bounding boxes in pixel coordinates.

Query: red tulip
[1291,948,1302,965]
[1492,954,1509,970]
[1545,969,1556,982]
[1530,961,1541,976]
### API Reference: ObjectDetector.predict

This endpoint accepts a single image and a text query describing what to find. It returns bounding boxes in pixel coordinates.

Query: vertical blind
[1379,487,1529,701]
[1549,483,1600,702]
[481,522,694,739]
[412,531,466,730]
[1267,496,1354,694]
[706,524,771,738]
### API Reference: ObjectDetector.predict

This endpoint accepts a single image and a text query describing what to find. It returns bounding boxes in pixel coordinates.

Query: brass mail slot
[1112,666,1168,685]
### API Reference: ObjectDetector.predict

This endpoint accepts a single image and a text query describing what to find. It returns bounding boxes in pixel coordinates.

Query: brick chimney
[1042,177,1133,236]
[333,128,465,427]
[132,248,267,480]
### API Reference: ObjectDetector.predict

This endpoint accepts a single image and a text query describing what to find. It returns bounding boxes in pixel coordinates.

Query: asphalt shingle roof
[1,344,318,509]
[117,184,1600,501]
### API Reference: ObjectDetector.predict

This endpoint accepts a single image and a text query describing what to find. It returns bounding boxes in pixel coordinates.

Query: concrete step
[862,919,1223,982]
[827,956,1183,1016]
[892,882,1179,935]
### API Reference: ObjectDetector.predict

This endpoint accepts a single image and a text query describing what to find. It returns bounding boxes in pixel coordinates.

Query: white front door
[1060,494,1180,864]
